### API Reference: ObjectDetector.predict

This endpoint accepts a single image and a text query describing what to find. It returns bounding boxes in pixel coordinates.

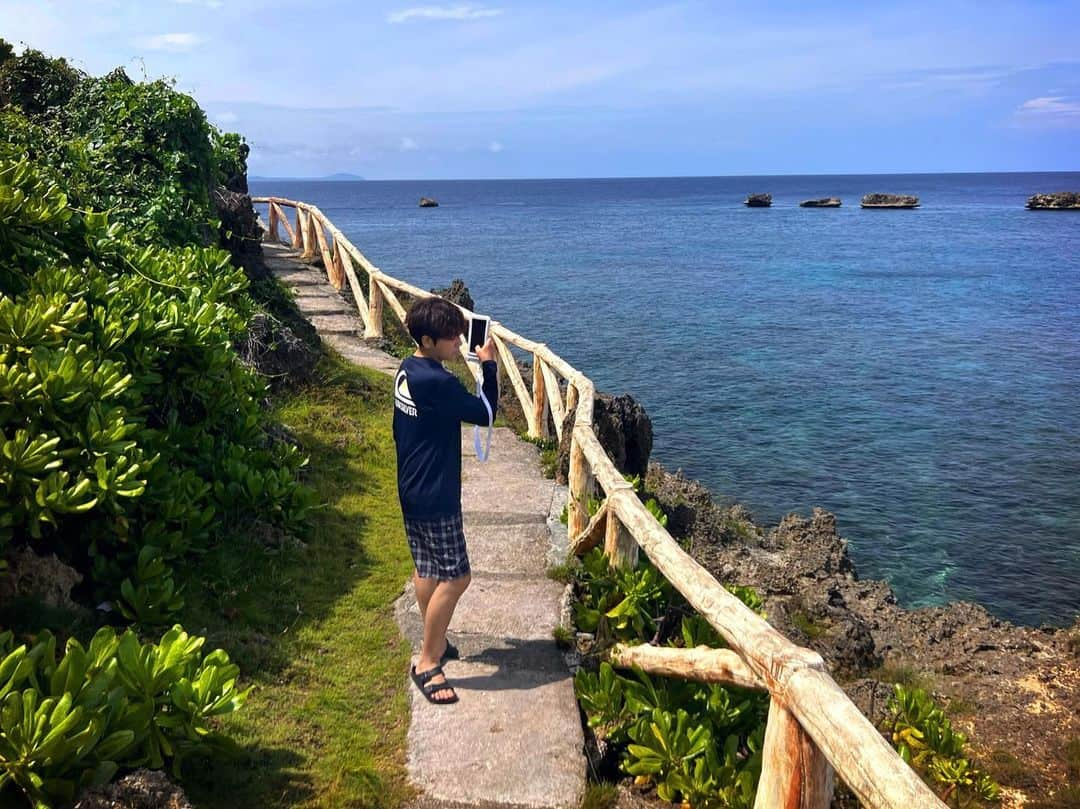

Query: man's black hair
[405,297,467,347]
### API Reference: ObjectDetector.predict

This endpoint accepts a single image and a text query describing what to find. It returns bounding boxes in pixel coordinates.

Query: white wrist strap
[473,375,493,462]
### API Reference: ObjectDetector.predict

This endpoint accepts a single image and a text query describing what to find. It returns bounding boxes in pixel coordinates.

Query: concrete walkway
[264,242,587,809]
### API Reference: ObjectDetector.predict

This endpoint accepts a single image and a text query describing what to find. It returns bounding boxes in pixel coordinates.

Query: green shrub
[887,684,1000,807]
[0,47,82,114]
[570,548,769,806]
[0,625,248,807]
[0,153,315,618]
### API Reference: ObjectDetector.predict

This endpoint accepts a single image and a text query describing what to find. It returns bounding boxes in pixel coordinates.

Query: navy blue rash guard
[393,355,499,519]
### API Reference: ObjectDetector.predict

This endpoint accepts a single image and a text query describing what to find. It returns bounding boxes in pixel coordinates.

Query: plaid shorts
[404,512,470,581]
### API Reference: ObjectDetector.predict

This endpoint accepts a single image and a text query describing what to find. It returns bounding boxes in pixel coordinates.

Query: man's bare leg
[415,573,470,701]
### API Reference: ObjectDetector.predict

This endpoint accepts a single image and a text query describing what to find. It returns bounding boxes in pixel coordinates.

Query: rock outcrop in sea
[1026,191,1080,209]
[861,193,919,208]
[744,193,772,207]
[800,197,842,207]
[419,197,439,207]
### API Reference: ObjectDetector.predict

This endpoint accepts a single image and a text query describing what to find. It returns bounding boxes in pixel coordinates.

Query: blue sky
[3,0,1078,178]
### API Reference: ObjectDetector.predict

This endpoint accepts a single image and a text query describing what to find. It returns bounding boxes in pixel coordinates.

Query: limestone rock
[860,193,919,208]
[744,193,772,207]
[800,197,842,207]
[1026,191,1080,209]
[419,197,439,207]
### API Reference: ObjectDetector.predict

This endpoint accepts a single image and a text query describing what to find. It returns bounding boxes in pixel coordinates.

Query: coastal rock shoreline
[640,459,1079,800]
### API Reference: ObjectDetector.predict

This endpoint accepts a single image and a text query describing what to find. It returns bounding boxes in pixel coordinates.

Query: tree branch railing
[252,196,948,809]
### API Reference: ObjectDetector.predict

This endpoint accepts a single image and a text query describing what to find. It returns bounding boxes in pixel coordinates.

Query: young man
[393,297,498,705]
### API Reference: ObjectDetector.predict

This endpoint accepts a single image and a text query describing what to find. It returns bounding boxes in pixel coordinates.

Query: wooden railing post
[532,353,550,440]
[293,207,304,250]
[604,507,638,569]
[567,431,594,541]
[267,202,280,242]
[366,271,384,339]
[303,209,318,259]
[754,698,834,809]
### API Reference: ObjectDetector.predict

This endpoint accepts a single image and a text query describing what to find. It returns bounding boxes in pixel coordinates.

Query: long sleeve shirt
[392,355,499,519]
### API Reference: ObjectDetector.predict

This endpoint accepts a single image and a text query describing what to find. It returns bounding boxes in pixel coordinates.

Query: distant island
[249,172,365,182]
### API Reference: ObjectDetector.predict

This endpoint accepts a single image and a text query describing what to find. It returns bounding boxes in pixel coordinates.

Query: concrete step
[295,298,353,316]
[460,521,552,577]
[309,314,363,335]
[271,269,324,286]
[321,335,400,376]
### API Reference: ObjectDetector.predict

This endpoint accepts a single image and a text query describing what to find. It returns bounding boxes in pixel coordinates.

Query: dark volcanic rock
[744,193,772,207]
[419,197,439,207]
[430,279,475,311]
[555,393,654,484]
[74,769,192,809]
[213,186,262,266]
[235,311,319,389]
[860,193,919,208]
[1026,191,1080,209]
[0,546,82,609]
[800,197,842,207]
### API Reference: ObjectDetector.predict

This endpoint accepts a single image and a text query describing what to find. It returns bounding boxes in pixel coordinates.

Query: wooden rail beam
[493,333,536,435]
[539,358,566,440]
[606,643,765,690]
[377,279,408,323]
[273,202,296,245]
[569,501,608,555]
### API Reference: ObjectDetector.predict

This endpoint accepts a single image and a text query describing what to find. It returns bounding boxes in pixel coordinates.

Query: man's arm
[442,360,499,425]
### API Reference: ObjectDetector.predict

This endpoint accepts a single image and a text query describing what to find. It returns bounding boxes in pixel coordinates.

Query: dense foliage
[571,545,770,808]
[0,625,248,808]
[0,39,313,805]
[887,685,1000,807]
[0,154,315,622]
[0,44,247,246]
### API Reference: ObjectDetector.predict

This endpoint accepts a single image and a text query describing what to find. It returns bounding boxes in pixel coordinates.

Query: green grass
[789,609,828,640]
[178,351,417,809]
[870,662,935,693]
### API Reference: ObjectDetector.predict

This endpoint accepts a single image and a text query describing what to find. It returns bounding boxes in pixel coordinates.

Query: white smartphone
[466,315,490,361]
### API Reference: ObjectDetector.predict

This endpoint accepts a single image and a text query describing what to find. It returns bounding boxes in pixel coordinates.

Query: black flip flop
[410,663,459,705]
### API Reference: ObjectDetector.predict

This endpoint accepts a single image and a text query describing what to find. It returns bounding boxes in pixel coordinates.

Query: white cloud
[387,5,503,24]
[1013,95,1080,126]
[134,32,203,52]
[400,136,420,151]
[488,140,504,153]
[213,111,239,124]
[174,0,223,8]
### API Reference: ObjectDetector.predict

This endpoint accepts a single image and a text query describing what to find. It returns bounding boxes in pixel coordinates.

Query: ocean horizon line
[250,168,1080,184]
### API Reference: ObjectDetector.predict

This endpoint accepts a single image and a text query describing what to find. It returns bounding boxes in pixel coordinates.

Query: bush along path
[264,240,588,808]
[0,44,378,808]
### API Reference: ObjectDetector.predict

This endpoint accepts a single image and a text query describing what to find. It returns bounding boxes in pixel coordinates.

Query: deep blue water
[251,174,1080,627]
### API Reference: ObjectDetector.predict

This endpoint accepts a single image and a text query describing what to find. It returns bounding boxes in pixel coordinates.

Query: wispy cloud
[173,0,223,8]
[399,136,420,151]
[488,140,504,153]
[134,32,202,51]
[387,4,502,24]
[1014,95,1080,126]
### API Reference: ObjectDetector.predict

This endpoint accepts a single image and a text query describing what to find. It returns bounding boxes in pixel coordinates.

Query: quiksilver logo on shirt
[395,369,418,417]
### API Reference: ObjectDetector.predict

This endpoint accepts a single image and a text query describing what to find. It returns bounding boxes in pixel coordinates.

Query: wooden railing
[253,196,948,809]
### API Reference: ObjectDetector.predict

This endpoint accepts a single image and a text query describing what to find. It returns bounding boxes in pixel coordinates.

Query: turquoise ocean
[251,173,1080,627]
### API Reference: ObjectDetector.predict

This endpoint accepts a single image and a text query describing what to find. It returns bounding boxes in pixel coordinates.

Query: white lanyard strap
[473,374,493,462]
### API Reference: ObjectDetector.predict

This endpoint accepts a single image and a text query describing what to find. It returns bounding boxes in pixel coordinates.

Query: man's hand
[476,336,497,363]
